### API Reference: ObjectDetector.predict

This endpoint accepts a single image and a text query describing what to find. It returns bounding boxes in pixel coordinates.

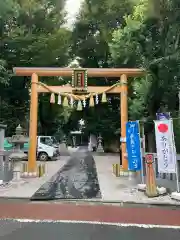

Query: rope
[36,81,120,101]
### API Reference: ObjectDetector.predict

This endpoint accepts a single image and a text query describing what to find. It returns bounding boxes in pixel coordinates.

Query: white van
[37,136,60,161]
[24,136,60,161]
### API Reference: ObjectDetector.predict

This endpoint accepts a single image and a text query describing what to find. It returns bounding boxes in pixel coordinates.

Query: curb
[0,197,180,208]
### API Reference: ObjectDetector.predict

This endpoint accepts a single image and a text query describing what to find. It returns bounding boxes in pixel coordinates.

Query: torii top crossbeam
[13,67,144,77]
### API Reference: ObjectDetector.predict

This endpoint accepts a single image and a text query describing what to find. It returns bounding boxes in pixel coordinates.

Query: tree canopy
[1,0,180,150]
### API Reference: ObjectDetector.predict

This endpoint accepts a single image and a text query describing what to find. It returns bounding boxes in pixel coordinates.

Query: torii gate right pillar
[120,74,128,170]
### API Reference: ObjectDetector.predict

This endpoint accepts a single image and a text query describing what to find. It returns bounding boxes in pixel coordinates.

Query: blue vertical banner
[126,121,142,171]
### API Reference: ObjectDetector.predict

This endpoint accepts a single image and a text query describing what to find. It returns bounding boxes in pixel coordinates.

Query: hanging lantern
[95,94,99,104]
[50,93,55,103]
[77,100,82,111]
[57,93,61,105]
[83,97,86,108]
[63,96,69,107]
[89,94,94,107]
[101,92,107,103]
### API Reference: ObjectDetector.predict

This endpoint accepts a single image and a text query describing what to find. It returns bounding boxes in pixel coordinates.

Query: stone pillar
[59,136,69,156]
[0,124,7,183]
[0,125,6,150]
[72,136,76,148]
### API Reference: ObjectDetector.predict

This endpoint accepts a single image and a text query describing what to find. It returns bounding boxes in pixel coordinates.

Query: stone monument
[59,135,70,156]
[97,134,104,152]
[72,135,76,148]
[88,134,97,152]
[0,124,6,152]
[0,124,7,184]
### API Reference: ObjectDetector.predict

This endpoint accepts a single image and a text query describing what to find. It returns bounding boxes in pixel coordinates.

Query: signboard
[126,121,142,171]
[154,120,176,173]
[156,112,170,120]
[120,137,126,143]
[145,154,154,164]
[145,153,158,197]
[72,69,87,90]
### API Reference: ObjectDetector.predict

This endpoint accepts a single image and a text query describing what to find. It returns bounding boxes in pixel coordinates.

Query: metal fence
[0,151,14,183]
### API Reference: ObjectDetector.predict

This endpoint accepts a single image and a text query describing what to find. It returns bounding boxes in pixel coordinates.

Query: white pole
[171,119,180,192]
[142,122,146,183]
[175,159,180,193]
[178,92,180,119]
[138,121,144,184]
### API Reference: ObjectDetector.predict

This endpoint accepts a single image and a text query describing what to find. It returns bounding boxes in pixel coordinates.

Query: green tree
[110,0,180,150]
[110,0,180,118]
[0,0,72,136]
[69,0,133,144]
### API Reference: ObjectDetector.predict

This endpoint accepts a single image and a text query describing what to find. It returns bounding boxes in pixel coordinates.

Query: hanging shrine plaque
[72,69,88,94]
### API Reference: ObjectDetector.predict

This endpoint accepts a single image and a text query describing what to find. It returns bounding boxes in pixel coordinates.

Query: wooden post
[28,73,38,174]
[145,154,158,197]
[120,74,128,170]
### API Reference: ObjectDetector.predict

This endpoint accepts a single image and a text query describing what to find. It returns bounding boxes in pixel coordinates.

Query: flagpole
[138,121,144,184]
[175,159,180,193]
[171,119,180,193]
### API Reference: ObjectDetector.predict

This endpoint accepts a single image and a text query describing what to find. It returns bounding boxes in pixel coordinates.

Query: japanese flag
[154,120,177,173]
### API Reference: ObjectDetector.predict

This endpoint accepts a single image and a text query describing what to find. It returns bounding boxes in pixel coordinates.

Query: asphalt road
[0,201,180,240]
[0,220,180,240]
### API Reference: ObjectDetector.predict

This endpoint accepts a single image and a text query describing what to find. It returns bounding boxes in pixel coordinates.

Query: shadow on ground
[31,152,101,201]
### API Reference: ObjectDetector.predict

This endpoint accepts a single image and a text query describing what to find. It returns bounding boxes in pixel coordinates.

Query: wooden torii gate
[13,67,144,176]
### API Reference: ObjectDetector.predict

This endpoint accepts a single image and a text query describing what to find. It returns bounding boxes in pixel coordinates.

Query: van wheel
[38,152,48,161]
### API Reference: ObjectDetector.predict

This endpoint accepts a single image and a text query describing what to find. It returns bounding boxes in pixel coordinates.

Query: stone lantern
[10,124,29,160]
[15,124,22,135]
[97,134,104,153]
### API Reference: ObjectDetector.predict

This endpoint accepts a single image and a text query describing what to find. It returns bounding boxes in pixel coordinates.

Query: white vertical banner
[154,120,177,173]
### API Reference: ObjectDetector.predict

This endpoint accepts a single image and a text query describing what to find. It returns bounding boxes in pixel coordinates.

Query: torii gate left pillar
[28,73,38,174]
[120,74,128,170]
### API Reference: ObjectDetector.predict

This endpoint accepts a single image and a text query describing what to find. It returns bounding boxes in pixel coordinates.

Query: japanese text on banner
[126,121,142,171]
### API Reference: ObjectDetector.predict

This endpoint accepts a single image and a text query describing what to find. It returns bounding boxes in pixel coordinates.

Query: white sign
[154,120,177,173]
[120,137,126,143]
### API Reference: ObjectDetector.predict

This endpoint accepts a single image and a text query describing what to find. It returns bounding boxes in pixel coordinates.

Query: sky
[65,0,84,27]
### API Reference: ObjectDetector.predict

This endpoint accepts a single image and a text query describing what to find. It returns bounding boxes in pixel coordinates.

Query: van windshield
[51,137,58,144]
[39,137,58,146]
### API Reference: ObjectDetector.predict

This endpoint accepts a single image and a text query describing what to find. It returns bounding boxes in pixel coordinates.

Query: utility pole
[178,91,180,119]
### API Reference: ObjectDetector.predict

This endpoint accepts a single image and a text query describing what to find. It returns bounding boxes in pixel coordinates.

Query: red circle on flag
[158,123,168,133]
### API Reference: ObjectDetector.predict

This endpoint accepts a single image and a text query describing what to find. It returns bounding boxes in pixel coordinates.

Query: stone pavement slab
[94,155,180,205]
[68,146,80,153]
[0,152,180,206]
[0,157,69,199]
